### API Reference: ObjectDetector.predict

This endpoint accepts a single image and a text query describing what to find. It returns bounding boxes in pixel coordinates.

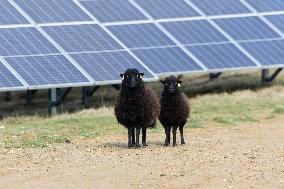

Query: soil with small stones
[0,118,284,189]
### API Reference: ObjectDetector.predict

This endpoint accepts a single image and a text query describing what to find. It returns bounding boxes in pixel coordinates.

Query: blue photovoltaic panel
[240,40,284,66]
[0,27,59,57]
[190,0,251,15]
[0,62,24,88]
[14,0,92,23]
[135,0,200,19]
[162,20,227,45]
[132,47,203,74]
[186,43,257,69]
[245,0,284,12]
[0,1,29,25]
[107,23,174,48]
[70,51,155,81]
[5,55,90,86]
[43,24,123,53]
[265,15,284,33]
[215,16,280,41]
[80,0,147,22]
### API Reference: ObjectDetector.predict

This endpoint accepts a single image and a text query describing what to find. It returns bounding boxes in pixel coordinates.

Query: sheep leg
[131,127,135,145]
[142,128,148,146]
[164,126,171,146]
[179,126,185,145]
[128,127,134,148]
[135,127,141,148]
[172,127,177,147]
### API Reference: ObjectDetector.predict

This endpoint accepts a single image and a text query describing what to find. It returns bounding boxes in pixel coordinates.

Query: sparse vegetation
[1,70,284,148]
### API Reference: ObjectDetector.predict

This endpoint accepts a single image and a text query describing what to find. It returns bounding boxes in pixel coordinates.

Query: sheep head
[120,68,144,90]
[160,76,182,94]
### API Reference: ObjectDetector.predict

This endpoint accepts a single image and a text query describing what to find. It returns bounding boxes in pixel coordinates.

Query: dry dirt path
[0,118,284,189]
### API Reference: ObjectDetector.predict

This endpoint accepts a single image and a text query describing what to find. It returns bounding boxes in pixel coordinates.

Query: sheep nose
[169,86,175,92]
[130,78,136,87]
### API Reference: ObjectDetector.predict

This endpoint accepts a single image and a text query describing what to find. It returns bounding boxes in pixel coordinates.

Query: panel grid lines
[4,0,94,88]
[185,0,262,67]
[240,0,284,39]
[128,0,209,71]
[0,0,284,92]
[74,0,159,82]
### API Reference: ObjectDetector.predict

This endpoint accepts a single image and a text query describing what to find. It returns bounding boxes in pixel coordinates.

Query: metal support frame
[209,72,222,80]
[48,88,72,115]
[82,86,99,107]
[261,68,283,82]
[5,92,12,101]
[26,90,37,104]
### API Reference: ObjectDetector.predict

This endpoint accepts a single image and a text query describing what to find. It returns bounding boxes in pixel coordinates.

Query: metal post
[262,69,269,82]
[209,72,222,80]
[82,86,90,106]
[26,90,33,104]
[5,92,12,101]
[48,88,57,116]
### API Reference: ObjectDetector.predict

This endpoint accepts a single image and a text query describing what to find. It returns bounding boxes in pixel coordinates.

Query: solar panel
[43,24,123,53]
[107,23,175,48]
[135,0,200,19]
[186,43,257,70]
[0,61,26,90]
[0,27,59,57]
[190,0,251,16]
[161,20,228,45]
[70,51,154,82]
[80,0,147,23]
[265,15,284,33]
[132,47,203,74]
[215,16,281,41]
[14,0,92,23]
[245,0,284,12]
[5,55,91,88]
[240,39,284,66]
[0,1,29,25]
[0,0,284,93]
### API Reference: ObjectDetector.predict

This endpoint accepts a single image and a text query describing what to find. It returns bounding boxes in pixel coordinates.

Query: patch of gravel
[0,118,284,189]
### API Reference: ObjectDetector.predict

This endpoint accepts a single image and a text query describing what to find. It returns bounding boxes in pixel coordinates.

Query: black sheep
[159,76,190,147]
[114,68,160,148]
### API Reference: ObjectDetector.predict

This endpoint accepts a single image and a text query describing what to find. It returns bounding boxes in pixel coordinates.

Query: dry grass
[1,70,284,148]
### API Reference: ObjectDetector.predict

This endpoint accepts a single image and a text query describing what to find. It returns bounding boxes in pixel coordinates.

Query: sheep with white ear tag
[159,76,190,147]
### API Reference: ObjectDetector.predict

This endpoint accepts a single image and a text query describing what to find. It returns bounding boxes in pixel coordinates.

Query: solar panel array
[0,0,284,92]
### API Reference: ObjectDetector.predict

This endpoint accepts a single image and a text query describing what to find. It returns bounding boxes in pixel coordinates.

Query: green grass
[2,71,284,148]
[2,85,284,149]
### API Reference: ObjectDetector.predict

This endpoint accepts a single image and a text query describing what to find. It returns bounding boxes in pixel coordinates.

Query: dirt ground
[0,117,283,189]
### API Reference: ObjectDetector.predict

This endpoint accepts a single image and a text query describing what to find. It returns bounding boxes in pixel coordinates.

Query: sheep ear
[139,73,144,79]
[160,80,165,85]
[178,80,182,87]
[120,74,124,80]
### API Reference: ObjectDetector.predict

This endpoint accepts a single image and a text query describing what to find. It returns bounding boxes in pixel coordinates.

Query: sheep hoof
[142,143,148,147]
[181,141,185,145]
[173,143,177,147]
[128,143,134,148]
[163,143,169,147]
[135,144,141,148]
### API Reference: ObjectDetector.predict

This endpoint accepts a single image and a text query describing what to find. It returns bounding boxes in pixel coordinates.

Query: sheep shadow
[101,140,164,149]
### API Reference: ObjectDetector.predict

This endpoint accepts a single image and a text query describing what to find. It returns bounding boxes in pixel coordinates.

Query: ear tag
[140,75,143,79]
[122,75,125,80]
[178,83,181,87]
